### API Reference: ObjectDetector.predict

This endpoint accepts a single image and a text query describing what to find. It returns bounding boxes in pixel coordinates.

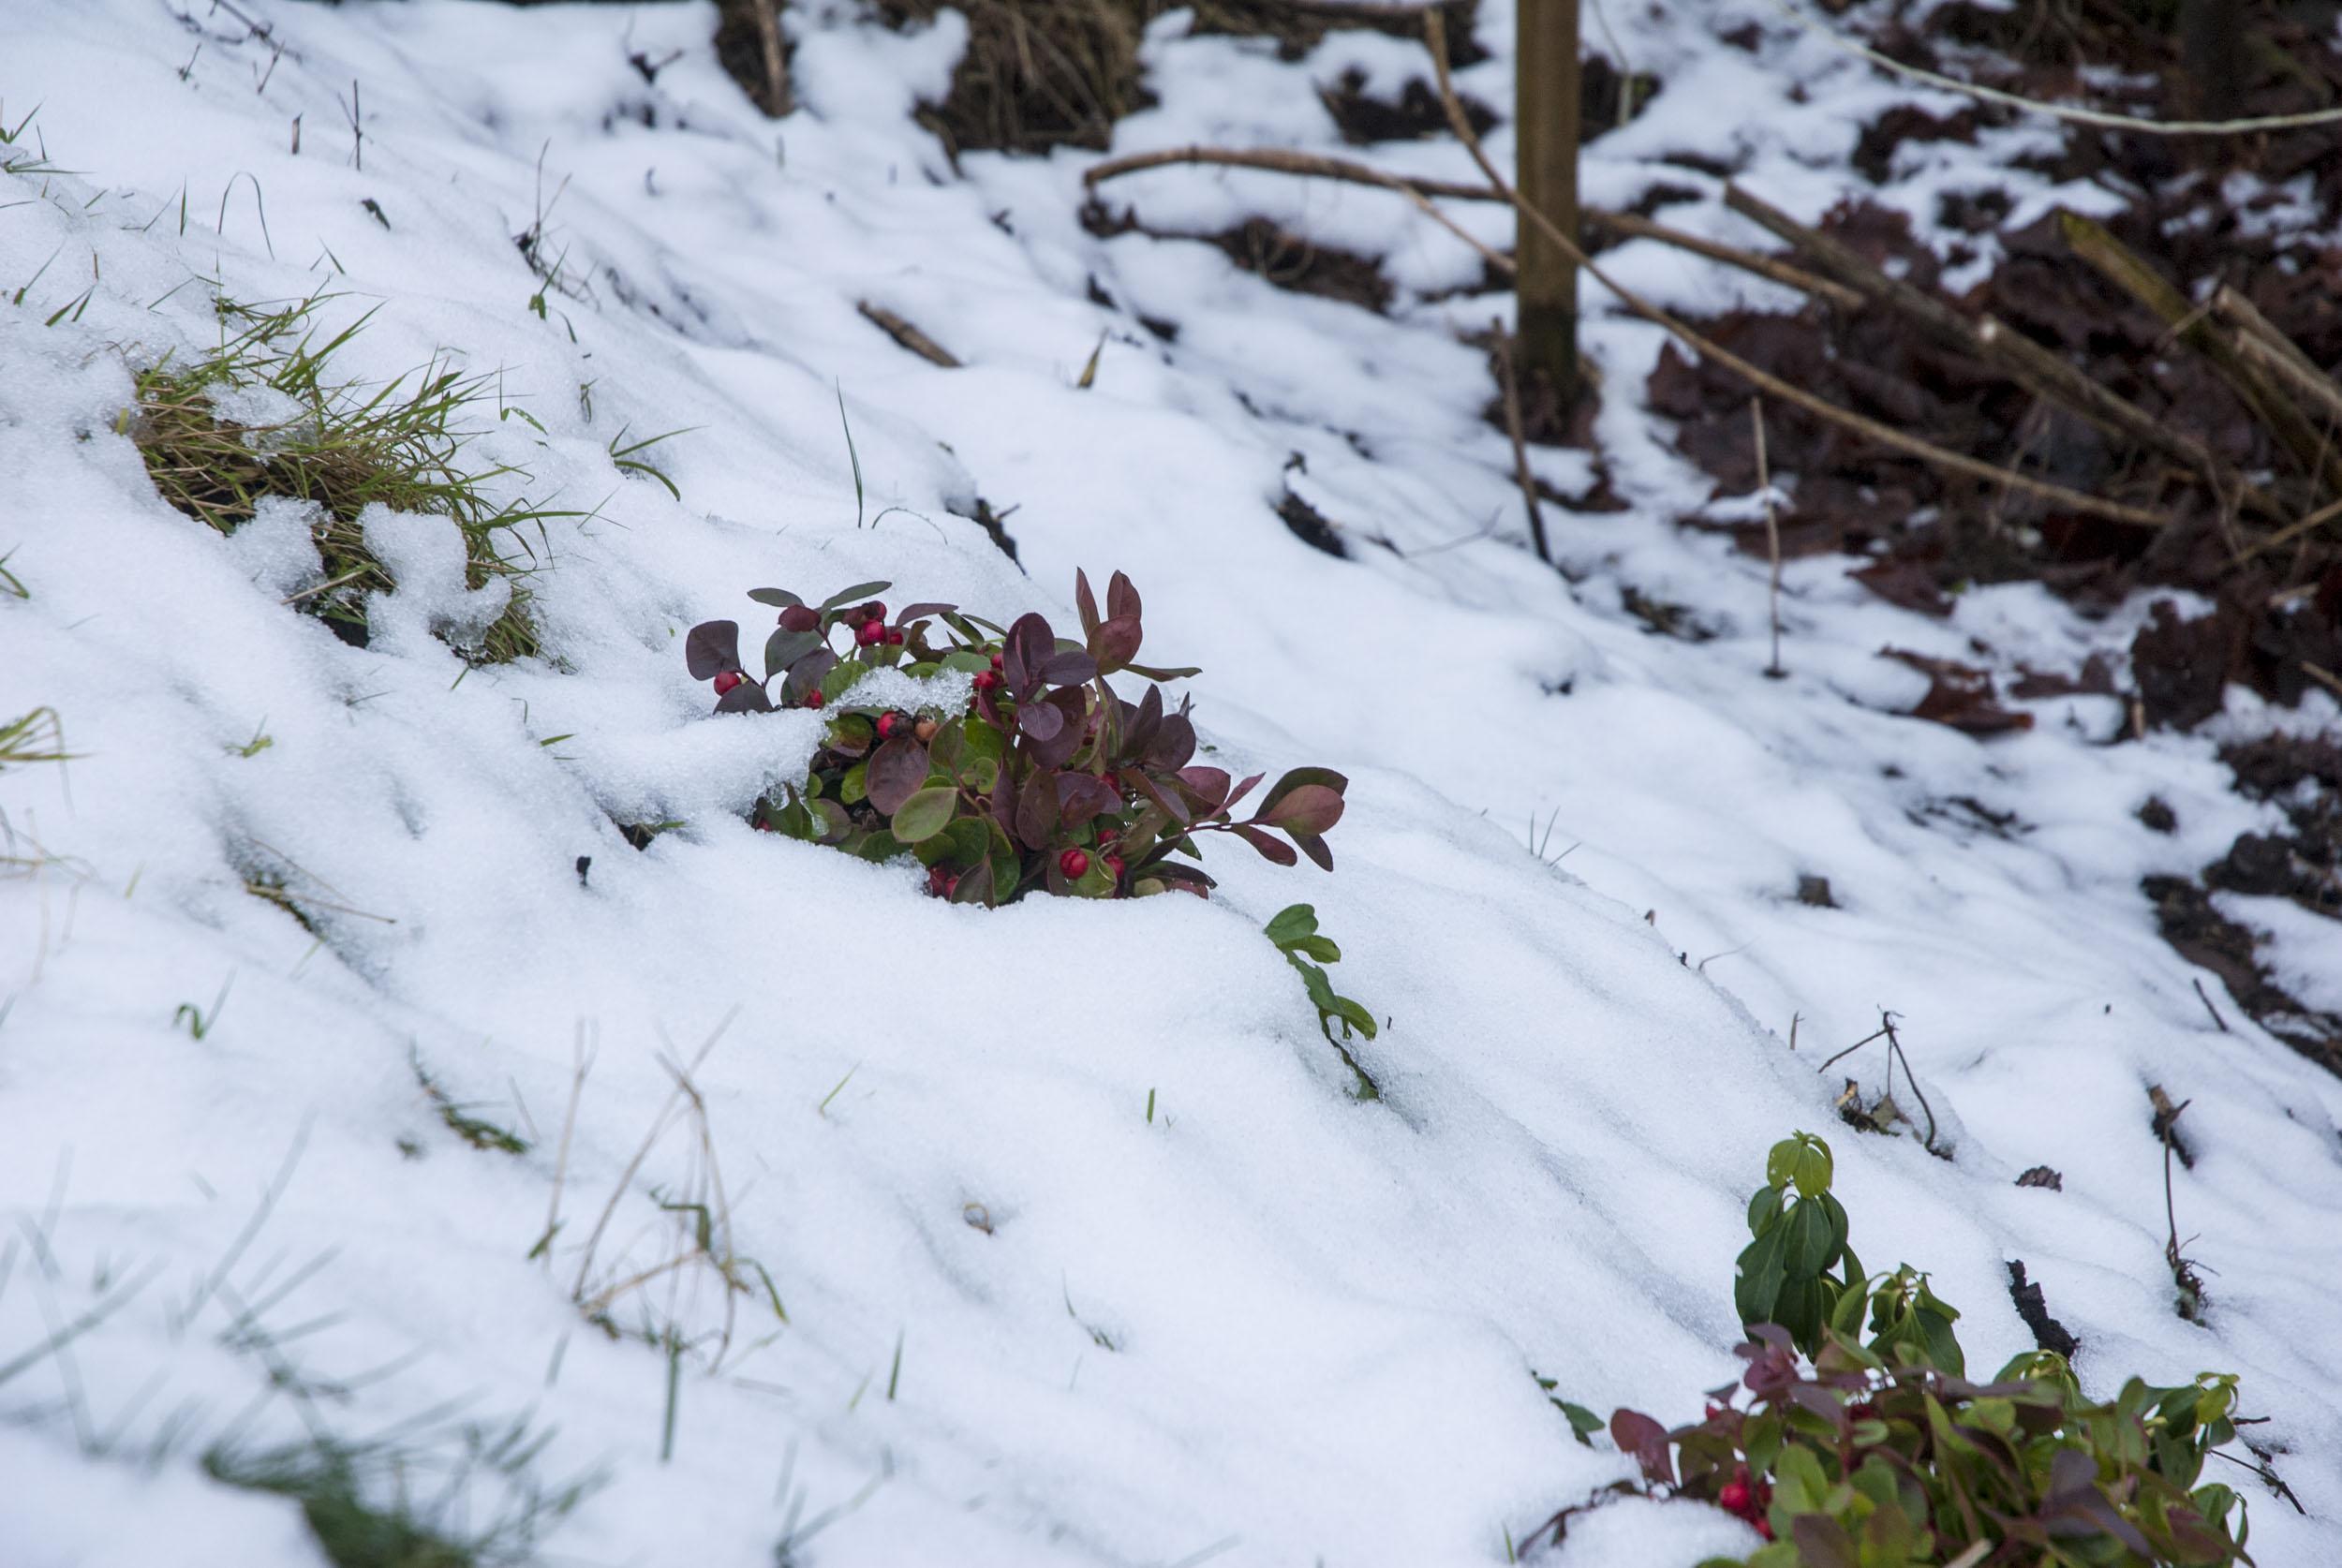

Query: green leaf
[1551,1399,1604,1447]
[1747,1182,1784,1237]
[1263,904,1319,946]
[1781,1197,1838,1282]
[1735,1224,1789,1329]
[889,787,957,844]
[839,762,869,806]
[940,649,991,673]
[1766,1137,1801,1192]
[1793,1138,1834,1198]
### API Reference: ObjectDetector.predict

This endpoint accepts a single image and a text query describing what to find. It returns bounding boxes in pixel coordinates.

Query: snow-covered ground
[3,1,2340,1563]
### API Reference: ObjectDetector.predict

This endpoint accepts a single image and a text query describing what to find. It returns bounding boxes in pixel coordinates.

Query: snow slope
[2,1,2339,1563]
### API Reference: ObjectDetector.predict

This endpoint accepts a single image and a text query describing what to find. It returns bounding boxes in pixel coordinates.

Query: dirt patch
[1084,201,1393,313]
[1648,5,2342,726]
[1318,69,1495,145]
[1277,488,1349,558]
[881,0,1486,159]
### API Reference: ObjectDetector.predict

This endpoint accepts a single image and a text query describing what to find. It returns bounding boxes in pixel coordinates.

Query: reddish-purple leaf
[1608,1411,1676,1487]
[778,604,821,633]
[1058,773,1120,827]
[1015,767,1057,851]
[686,620,742,680]
[1041,648,1099,686]
[1074,570,1100,637]
[950,859,994,906]
[747,587,803,609]
[866,737,931,815]
[1287,829,1334,872]
[1127,767,1191,826]
[893,601,955,626]
[1029,689,1088,770]
[764,627,823,679]
[1174,766,1233,812]
[1232,823,1298,865]
[1143,710,1195,772]
[1091,614,1142,672]
[1260,766,1348,816]
[1019,700,1066,742]
[1125,685,1164,756]
[1258,783,1344,837]
[1004,613,1055,694]
[785,646,837,700]
[1149,862,1218,893]
[1106,570,1140,624]
[715,679,774,714]
[1224,772,1267,812]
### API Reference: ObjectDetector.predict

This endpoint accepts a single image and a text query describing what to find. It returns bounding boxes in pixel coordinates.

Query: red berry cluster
[849,600,904,649]
[1715,1464,1772,1541]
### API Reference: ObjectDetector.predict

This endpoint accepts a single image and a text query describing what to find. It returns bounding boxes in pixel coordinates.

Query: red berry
[876,713,902,740]
[1705,1403,1727,1423]
[988,650,1003,668]
[944,875,960,897]
[1717,1483,1751,1514]
[1059,848,1090,880]
[1754,1520,1774,1542]
[886,628,905,646]
[1106,853,1126,880]
[856,619,886,647]
[713,670,744,696]
[973,671,1001,691]
[802,688,825,709]
[859,600,886,625]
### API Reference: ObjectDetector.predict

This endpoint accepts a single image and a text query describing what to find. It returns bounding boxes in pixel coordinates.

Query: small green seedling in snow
[1264,903,1379,1099]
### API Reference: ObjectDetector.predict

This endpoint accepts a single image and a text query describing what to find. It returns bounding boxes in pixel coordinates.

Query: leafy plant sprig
[1563,1134,2255,1568]
[1265,903,1380,1097]
[685,570,1348,907]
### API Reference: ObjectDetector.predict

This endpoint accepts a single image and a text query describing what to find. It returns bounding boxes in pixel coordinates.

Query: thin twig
[1424,17,2178,533]
[856,302,960,369]
[1765,0,2342,134]
[1082,144,1864,309]
[1490,321,1551,563]
[2190,977,2230,1033]
[1816,1025,1890,1073]
[1753,397,1785,677]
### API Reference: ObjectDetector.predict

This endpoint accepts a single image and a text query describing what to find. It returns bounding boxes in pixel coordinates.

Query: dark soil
[1277,488,1349,557]
[879,0,1487,159]
[1647,0,2342,726]
[1083,201,1393,314]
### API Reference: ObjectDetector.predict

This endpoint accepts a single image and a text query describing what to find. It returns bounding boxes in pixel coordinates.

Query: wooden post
[2179,0,2243,121]
[1515,0,1581,404]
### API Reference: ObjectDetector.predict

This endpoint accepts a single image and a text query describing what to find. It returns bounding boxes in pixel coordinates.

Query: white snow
[3,1,2340,1564]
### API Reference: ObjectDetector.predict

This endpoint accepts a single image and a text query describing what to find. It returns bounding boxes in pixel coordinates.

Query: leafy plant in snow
[1558,1133,2253,1567]
[685,570,1347,905]
[1265,903,1380,1096]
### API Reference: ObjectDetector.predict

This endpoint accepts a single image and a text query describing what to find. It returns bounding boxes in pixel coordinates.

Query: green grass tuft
[128,292,582,664]
[0,707,71,772]
[204,1415,595,1568]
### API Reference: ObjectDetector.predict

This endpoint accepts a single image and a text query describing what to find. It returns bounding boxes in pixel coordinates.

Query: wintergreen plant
[1573,1133,2253,1567]
[688,570,1347,906]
